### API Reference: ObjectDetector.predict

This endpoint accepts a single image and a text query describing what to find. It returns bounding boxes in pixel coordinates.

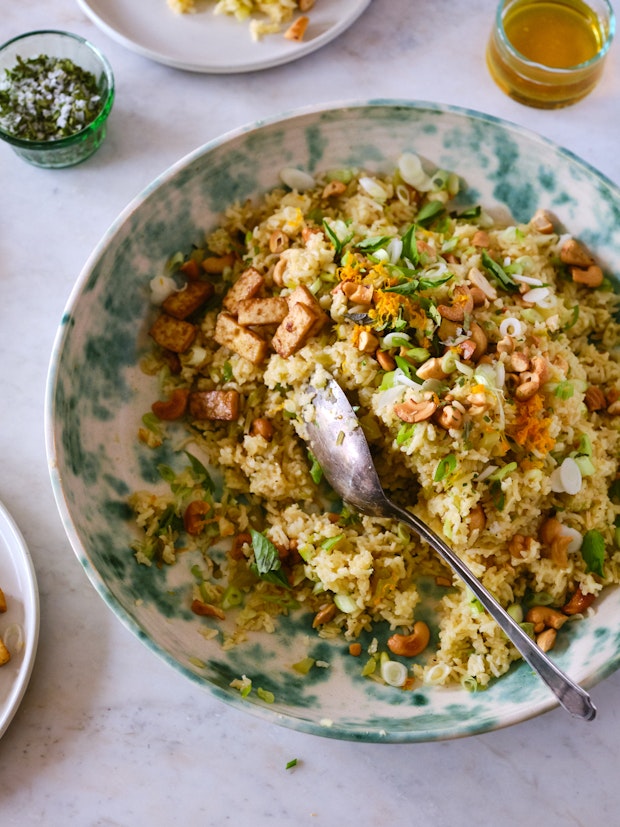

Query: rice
[167,0,308,40]
[130,155,620,691]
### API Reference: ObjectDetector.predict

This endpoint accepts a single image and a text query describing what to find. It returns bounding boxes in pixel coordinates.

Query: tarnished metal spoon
[303,376,596,720]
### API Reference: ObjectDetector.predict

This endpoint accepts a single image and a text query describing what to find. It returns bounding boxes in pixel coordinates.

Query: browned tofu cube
[272,302,318,358]
[189,390,240,421]
[214,312,268,365]
[162,280,214,320]
[285,285,328,336]
[222,267,264,312]
[149,314,197,353]
[237,297,289,326]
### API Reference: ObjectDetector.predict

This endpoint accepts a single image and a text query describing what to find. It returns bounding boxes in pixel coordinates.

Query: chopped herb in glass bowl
[0,30,114,168]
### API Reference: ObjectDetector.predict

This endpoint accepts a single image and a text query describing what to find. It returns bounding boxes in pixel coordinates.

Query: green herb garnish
[0,54,103,141]
[481,250,519,292]
[581,529,605,576]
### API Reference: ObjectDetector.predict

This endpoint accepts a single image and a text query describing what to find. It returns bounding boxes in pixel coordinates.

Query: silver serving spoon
[303,376,596,721]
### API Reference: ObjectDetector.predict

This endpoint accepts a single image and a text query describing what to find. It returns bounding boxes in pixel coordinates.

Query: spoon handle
[387,500,596,721]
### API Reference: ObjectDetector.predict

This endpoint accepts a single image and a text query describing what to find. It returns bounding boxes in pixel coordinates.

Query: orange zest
[508,392,555,455]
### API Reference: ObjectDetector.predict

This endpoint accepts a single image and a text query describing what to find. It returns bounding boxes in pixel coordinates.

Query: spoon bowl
[303,376,596,721]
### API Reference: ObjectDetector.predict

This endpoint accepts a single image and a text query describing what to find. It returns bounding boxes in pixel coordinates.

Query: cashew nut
[191,599,225,620]
[584,386,606,411]
[560,238,595,268]
[322,179,347,199]
[469,322,488,361]
[269,229,289,254]
[387,621,431,657]
[562,587,596,616]
[375,349,396,371]
[152,387,190,421]
[525,605,568,632]
[416,357,447,381]
[436,404,464,430]
[530,209,555,235]
[250,417,274,441]
[536,628,557,652]
[394,398,437,423]
[312,602,337,628]
[468,504,486,533]
[570,265,604,288]
[514,371,540,401]
[357,330,379,353]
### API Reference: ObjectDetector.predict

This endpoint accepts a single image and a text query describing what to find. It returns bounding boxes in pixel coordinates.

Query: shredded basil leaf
[581,529,605,576]
[416,201,445,226]
[184,451,215,492]
[250,529,290,588]
[355,235,391,252]
[401,224,419,266]
[481,250,519,292]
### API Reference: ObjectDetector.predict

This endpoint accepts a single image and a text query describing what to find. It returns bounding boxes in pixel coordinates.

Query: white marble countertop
[2,0,620,823]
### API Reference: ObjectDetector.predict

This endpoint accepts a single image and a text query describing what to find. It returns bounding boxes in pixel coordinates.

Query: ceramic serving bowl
[45,101,620,742]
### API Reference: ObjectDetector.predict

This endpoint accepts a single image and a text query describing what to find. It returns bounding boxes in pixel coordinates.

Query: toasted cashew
[508,351,530,373]
[394,398,437,423]
[562,587,596,615]
[184,500,211,536]
[469,322,488,361]
[285,15,309,40]
[312,602,337,628]
[322,180,347,199]
[514,371,540,401]
[530,209,555,234]
[375,349,396,371]
[357,330,379,353]
[496,335,515,354]
[191,599,225,620]
[269,229,289,254]
[536,628,557,652]
[472,230,490,247]
[468,504,487,533]
[272,257,287,286]
[570,265,604,288]
[416,357,447,381]
[584,386,606,411]
[250,417,274,441]
[560,238,595,268]
[526,605,568,632]
[387,621,430,657]
[540,517,562,546]
[202,253,235,274]
[436,405,464,430]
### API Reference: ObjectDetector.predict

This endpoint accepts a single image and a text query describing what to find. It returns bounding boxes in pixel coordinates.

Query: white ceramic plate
[0,500,39,739]
[76,0,371,73]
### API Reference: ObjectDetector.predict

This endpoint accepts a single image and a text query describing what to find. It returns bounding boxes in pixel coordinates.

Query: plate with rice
[46,101,620,741]
[76,0,371,73]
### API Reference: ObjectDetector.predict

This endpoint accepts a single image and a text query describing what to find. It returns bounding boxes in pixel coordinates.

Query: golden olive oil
[504,0,603,67]
[486,0,611,108]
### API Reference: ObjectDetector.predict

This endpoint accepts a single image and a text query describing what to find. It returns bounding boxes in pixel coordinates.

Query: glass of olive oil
[487,0,615,108]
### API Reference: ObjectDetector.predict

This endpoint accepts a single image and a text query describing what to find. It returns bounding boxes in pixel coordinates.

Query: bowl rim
[44,98,620,742]
[0,29,115,149]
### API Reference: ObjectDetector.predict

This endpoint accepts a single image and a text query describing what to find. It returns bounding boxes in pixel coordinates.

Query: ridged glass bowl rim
[493,0,616,74]
[0,29,115,150]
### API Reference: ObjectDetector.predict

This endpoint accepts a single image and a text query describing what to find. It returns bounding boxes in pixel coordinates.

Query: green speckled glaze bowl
[45,102,620,742]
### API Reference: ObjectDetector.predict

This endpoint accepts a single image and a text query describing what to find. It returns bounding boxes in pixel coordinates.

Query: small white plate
[77,0,371,73]
[0,500,39,739]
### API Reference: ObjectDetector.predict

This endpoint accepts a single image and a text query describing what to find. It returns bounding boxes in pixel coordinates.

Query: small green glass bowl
[0,30,114,169]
